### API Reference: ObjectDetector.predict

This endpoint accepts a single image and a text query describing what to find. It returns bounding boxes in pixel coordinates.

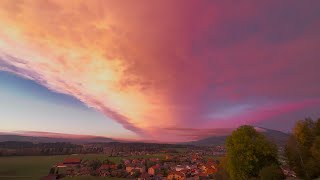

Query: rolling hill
[0,134,115,144]
[185,127,290,146]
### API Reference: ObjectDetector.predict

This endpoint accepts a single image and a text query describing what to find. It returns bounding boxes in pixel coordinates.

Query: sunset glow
[0,1,320,142]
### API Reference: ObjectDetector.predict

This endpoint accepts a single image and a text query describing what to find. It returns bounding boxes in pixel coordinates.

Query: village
[43,149,222,180]
[1,139,298,179]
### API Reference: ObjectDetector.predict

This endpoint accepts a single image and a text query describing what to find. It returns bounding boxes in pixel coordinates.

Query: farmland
[0,155,68,180]
[0,154,165,180]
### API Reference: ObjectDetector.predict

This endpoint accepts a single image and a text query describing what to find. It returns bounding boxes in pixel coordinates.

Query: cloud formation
[0,0,320,141]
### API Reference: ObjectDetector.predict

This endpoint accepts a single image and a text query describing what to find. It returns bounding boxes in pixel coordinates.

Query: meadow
[64,176,124,180]
[0,153,165,180]
[0,155,68,180]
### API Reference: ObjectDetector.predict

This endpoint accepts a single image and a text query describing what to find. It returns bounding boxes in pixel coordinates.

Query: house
[62,158,81,166]
[149,158,159,162]
[148,164,160,175]
[206,161,218,168]
[54,157,81,175]
[123,159,131,165]
[191,168,200,176]
[138,172,151,180]
[191,154,200,162]
[167,171,186,180]
[132,159,141,164]
[55,158,81,176]
[198,172,208,178]
[126,165,134,173]
[56,162,66,168]
[165,154,173,160]
[175,165,190,172]
[201,163,217,174]
[126,164,146,174]
[206,166,217,174]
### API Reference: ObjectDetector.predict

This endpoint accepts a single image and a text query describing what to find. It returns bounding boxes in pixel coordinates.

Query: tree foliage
[225,125,280,180]
[214,157,230,180]
[88,159,102,170]
[259,165,285,180]
[103,158,115,165]
[285,118,320,179]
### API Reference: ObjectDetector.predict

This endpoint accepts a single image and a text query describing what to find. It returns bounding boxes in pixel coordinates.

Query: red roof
[169,171,185,177]
[56,162,65,167]
[199,172,208,177]
[151,164,160,169]
[207,161,217,167]
[63,158,81,164]
[99,164,116,170]
[139,172,151,178]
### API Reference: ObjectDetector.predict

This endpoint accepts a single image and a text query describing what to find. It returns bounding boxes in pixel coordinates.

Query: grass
[0,153,165,180]
[0,155,68,180]
[64,176,125,180]
[174,147,189,153]
[204,155,223,161]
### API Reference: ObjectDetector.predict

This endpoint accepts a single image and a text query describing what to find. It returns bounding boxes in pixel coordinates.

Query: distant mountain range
[0,127,290,146]
[184,127,290,146]
[0,134,115,144]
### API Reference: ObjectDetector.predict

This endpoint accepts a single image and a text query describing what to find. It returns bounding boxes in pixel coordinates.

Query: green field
[0,154,164,180]
[64,176,125,180]
[0,155,68,180]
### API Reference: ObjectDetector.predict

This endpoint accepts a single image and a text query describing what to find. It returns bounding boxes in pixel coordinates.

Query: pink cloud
[0,1,319,141]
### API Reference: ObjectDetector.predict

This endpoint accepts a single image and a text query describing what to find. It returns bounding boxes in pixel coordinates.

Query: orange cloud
[0,0,185,139]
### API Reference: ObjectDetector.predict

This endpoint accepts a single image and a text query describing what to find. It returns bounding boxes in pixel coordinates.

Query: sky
[0,0,320,142]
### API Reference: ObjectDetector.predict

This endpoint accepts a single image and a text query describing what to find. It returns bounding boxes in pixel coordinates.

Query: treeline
[0,142,83,156]
[84,142,193,155]
[214,118,320,180]
[97,142,192,152]
[0,141,193,156]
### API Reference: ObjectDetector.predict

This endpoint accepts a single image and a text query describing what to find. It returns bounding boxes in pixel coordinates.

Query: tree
[214,168,230,180]
[132,170,141,178]
[284,136,304,176]
[225,125,279,180]
[314,118,320,136]
[259,165,285,180]
[293,118,315,148]
[145,159,156,169]
[103,158,115,165]
[49,167,56,175]
[311,136,320,162]
[117,163,124,169]
[88,159,102,170]
[162,169,168,177]
[285,118,320,179]
[213,156,229,180]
